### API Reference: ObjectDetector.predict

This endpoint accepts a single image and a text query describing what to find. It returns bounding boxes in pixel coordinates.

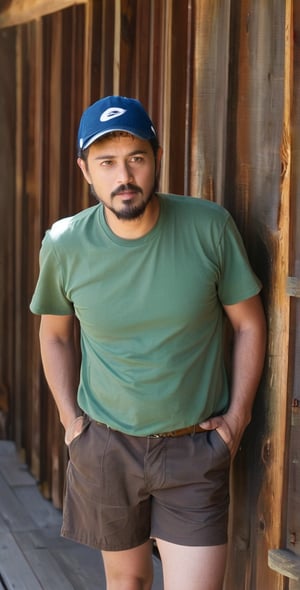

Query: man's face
[78,134,162,221]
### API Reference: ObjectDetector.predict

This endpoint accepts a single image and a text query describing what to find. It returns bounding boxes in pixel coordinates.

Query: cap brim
[81,127,154,150]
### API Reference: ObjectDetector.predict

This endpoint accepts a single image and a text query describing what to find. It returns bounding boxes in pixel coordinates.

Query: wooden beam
[268,549,300,581]
[0,0,87,29]
[286,277,300,298]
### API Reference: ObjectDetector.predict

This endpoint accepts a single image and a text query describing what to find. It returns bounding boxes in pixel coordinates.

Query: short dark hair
[78,131,160,162]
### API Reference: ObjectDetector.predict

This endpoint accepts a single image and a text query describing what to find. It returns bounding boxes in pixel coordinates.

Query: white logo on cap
[100,107,126,122]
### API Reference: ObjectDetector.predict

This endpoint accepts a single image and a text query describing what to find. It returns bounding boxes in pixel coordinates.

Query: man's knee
[102,541,154,590]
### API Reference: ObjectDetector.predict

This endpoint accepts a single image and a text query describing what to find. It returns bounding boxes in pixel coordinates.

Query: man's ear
[77,157,92,184]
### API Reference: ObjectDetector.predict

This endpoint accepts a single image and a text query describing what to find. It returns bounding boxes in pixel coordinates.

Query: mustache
[111,183,142,198]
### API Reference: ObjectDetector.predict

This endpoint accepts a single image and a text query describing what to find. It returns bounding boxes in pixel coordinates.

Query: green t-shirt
[30,193,261,435]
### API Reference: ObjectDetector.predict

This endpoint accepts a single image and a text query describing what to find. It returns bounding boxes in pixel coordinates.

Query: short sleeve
[30,232,74,315]
[217,215,262,305]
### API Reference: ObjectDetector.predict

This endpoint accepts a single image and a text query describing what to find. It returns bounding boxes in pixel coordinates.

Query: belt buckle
[149,433,161,438]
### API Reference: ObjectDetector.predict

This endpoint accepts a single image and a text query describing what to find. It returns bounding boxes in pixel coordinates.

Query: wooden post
[225,1,292,588]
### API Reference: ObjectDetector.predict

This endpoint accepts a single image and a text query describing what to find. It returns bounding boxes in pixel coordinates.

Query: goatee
[90,184,156,220]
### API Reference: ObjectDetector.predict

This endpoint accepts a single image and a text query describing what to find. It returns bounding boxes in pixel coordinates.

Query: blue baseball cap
[78,96,157,151]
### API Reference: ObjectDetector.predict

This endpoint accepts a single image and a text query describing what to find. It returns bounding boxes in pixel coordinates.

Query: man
[30,95,266,590]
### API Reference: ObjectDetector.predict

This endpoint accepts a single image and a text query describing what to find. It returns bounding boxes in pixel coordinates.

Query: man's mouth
[111,184,141,199]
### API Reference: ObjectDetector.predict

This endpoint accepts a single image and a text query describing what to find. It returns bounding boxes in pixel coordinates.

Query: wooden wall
[0,1,299,588]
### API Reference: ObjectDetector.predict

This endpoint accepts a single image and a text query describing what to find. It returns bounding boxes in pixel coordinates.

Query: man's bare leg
[102,540,153,590]
[156,538,227,590]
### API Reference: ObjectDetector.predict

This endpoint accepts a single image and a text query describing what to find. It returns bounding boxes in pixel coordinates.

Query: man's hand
[64,415,85,446]
[199,413,247,458]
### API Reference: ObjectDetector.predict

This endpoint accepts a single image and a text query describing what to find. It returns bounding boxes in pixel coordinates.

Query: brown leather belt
[149,424,206,438]
[94,420,206,438]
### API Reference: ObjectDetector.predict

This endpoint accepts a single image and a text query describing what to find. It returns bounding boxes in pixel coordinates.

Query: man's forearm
[227,323,266,428]
[200,295,266,456]
[40,334,81,430]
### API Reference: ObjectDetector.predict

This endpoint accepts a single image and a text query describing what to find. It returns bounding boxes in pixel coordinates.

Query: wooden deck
[0,441,163,589]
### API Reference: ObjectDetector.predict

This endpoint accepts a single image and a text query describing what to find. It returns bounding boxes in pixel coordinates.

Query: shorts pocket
[209,429,231,463]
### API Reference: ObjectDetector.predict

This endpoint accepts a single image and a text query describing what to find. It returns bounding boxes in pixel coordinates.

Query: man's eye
[101,160,113,167]
[130,156,144,163]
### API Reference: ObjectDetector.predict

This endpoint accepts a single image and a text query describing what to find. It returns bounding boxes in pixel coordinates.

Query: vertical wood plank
[159,0,172,192]
[40,11,64,506]
[190,0,231,202]
[224,1,290,588]
[14,20,44,479]
[134,0,151,103]
[119,0,139,96]
[255,1,292,584]
[0,27,16,441]
[167,0,192,196]
[27,20,44,481]
[85,0,115,100]
[100,0,115,96]
[286,0,300,563]
[61,5,87,215]
[113,0,121,94]
[147,0,165,130]
[14,26,26,453]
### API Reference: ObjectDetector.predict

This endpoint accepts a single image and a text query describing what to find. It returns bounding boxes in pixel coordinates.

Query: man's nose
[117,161,133,184]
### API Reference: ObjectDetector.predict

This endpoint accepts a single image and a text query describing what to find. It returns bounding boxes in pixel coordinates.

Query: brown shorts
[61,418,230,551]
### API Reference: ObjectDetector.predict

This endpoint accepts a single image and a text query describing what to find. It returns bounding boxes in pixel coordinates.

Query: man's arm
[39,314,83,443]
[200,294,267,457]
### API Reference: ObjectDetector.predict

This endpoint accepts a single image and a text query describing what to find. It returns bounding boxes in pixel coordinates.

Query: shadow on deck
[0,441,163,589]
